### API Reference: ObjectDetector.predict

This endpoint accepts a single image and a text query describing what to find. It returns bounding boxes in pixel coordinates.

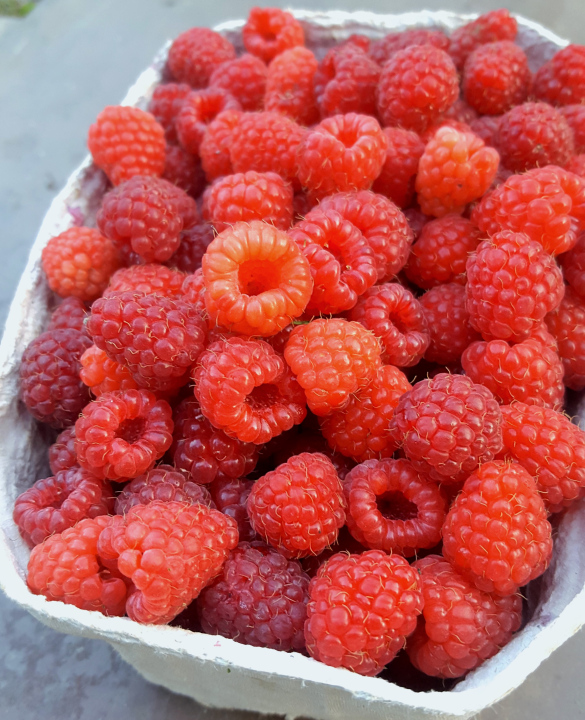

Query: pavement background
[1,1,584,718]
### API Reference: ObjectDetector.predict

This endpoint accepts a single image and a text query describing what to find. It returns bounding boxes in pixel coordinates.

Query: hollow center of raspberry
[116,417,145,444]
[336,126,360,148]
[247,383,280,409]
[377,491,418,521]
[238,260,280,296]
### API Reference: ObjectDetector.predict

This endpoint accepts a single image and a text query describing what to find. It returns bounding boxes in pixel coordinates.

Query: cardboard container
[1,10,584,720]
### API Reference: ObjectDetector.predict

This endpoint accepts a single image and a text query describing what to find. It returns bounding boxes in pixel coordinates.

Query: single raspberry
[389,373,503,484]
[560,231,585,299]
[372,127,425,209]
[305,550,423,676]
[405,215,482,289]
[560,104,585,153]
[27,515,128,616]
[242,7,304,63]
[247,452,345,557]
[377,45,458,134]
[545,287,585,390]
[415,126,500,217]
[98,176,198,263]
[264,46,319,125]
[181,268,206,317]
[419,284,481,364]
[80,345,138,397]
[203,171,293,233]
[288,206,377,314]
[348,283,430,367]
[342,34,372,53]
[209,54,267,111]
[49,426,77,474]
[465,231,565,342]
[199,109,242,181]
[104,263,185,299]
[75,389,173,480]
[194,337,306,444]
[167,27,236,88]
[419,118,474,144]
[48,297,88,332]
[197,541,310,650]
[469,114,502,147]
[202,221,312,336]
[88,106,166,186]
[162,144,206,198]
[407,555,522,678]
[534,44,585,106]
[443,460,552,596]
[442,97,479,124]
[210,477,256,542]
[166,222,214,274]
[369,28,450,65]
[284,318,381,417]
[20,328,91,428]
[320,365,411,463]
[565,154,585,179]
[148,82,192,143]
[98,500,238,623]
[176,88,241,155]
[448,10,518,70]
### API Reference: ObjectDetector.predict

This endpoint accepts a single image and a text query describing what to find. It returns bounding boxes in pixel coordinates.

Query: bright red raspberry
[369,28,450,65]
[349,283,430,367]
[284,318,382,416]
[288,206,377,314]
[448,10,518,70]
[297,113,387,200]
[372,127,425,209]
[247,452,345,557]
[104,263,185,300]
[180,268,206,317]
[377,45,459,134]
[166,222,214,273]
[48,297,88,332]
[167,27,236,88]
[534,44,585,106]
[466,231,565,342]
[566,154,585,179]
[443,461,552,596]
[209,54,267,111]
[199,109,242,181]
[390,373,503,484]
[176,88,241,155]
[545,287,585,390]
[88,106,166,186]
[419,118,474,145]
[162,144,206,198]
[264,47,319,125]
[407,555,522,678]
[405,215,482,289]
[560,231,585,299]
[27,515,128,617]
[194,335,307,442]
[197,541,310,650]
[242,7,304,63]
[49,426,77,474]
[148,82,192,143]
[560,104,585,153]
[210,477,256,542]
[20,328,91,428]
[80,345,138,397]
[469,114,502,147]
[305,550,423,676]
[415,126,500,217]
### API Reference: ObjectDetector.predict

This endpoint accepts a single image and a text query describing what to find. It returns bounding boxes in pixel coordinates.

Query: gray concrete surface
[1,0,585,718]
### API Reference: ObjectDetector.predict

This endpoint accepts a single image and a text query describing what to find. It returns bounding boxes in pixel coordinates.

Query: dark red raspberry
[176,88,241,155]
[209,54,267,111]
[404,206,431,240]
[210,477,256,542]
[20,328,91,428]
[162,144,206,198]
[442,97,479,124]
[545,287,585,390]
[372,127,425,209]
[242,7,304,63]
[560,231,585,299]
[448,9,518,70]
[560,104,585,153]
[199,109,242,181]
[80,345,138,397]
[148,82,192,143]
[48,297,88,332]
[197,541,310,651]
[167,27,236,88]
[104,263,185,299]
[389,373,503,485]
[566,154,585,179]
[377,45,459,133]
[534,44,585,106]
[247,452,345,558]
[264,46,319,125]
[166,222,214,274]
[305,550,423,676]
[271,427,355,482]
[407,555,522,678]
[469,114,502,147]
[369,28,450,66]
[49,426,77,474]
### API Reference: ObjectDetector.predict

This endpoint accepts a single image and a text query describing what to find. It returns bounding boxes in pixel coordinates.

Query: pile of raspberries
[14,6,585,683]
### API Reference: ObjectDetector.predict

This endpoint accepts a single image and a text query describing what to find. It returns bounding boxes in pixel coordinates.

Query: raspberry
[98,500,238,623]
[210,477,256,542]
[560,104,585,153]
[284,318,381,417]
[405,215,482,289]
[80,345,138,397]
[404,206,431,240]
[247,452,345,558]
[497,103,575,172]
[415,126,500,217]
[199,110,242,181]
[465,231,565,342]
[442,98,479,124]
[181,268,206,317]
[442,461,552,596]
[209,54,267,111]
[148,82,192,143]
[288,206,377,314]
[104,263,185,299]
[462,41,530,116]
[264,47,319,126]
[162,144,206,198]
[448,10,518,70]
[407,555,522,678]
[389,373,503,485]
[369,28,450,66]
[242,7,304,63]
[203,171,293,233]
[49,426,77,474]
[75,389,173,480]
[469,114,502,147]
[20,328,91,428]
[419,118,474,144]
[377,45,459,134]
[194,337,306,444]
[305,550,423,676]
[176,88,241,155]
[297,113,387,200]
[320,365,411,463]
[98,176,198,263]
[565,154,585,179]
[202,221,312,336]
[88,106,166,186]
[167,223,214,274]
[197,541,310,650]
[560,231,585,299]
[48,297,88,333]
[348,283,430,367]
[534,44,585,106]
[545,287,585,390]
[419,284,481,365]
[167,27,236,88]
[372,127,425,209]
[27,515,128,617]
